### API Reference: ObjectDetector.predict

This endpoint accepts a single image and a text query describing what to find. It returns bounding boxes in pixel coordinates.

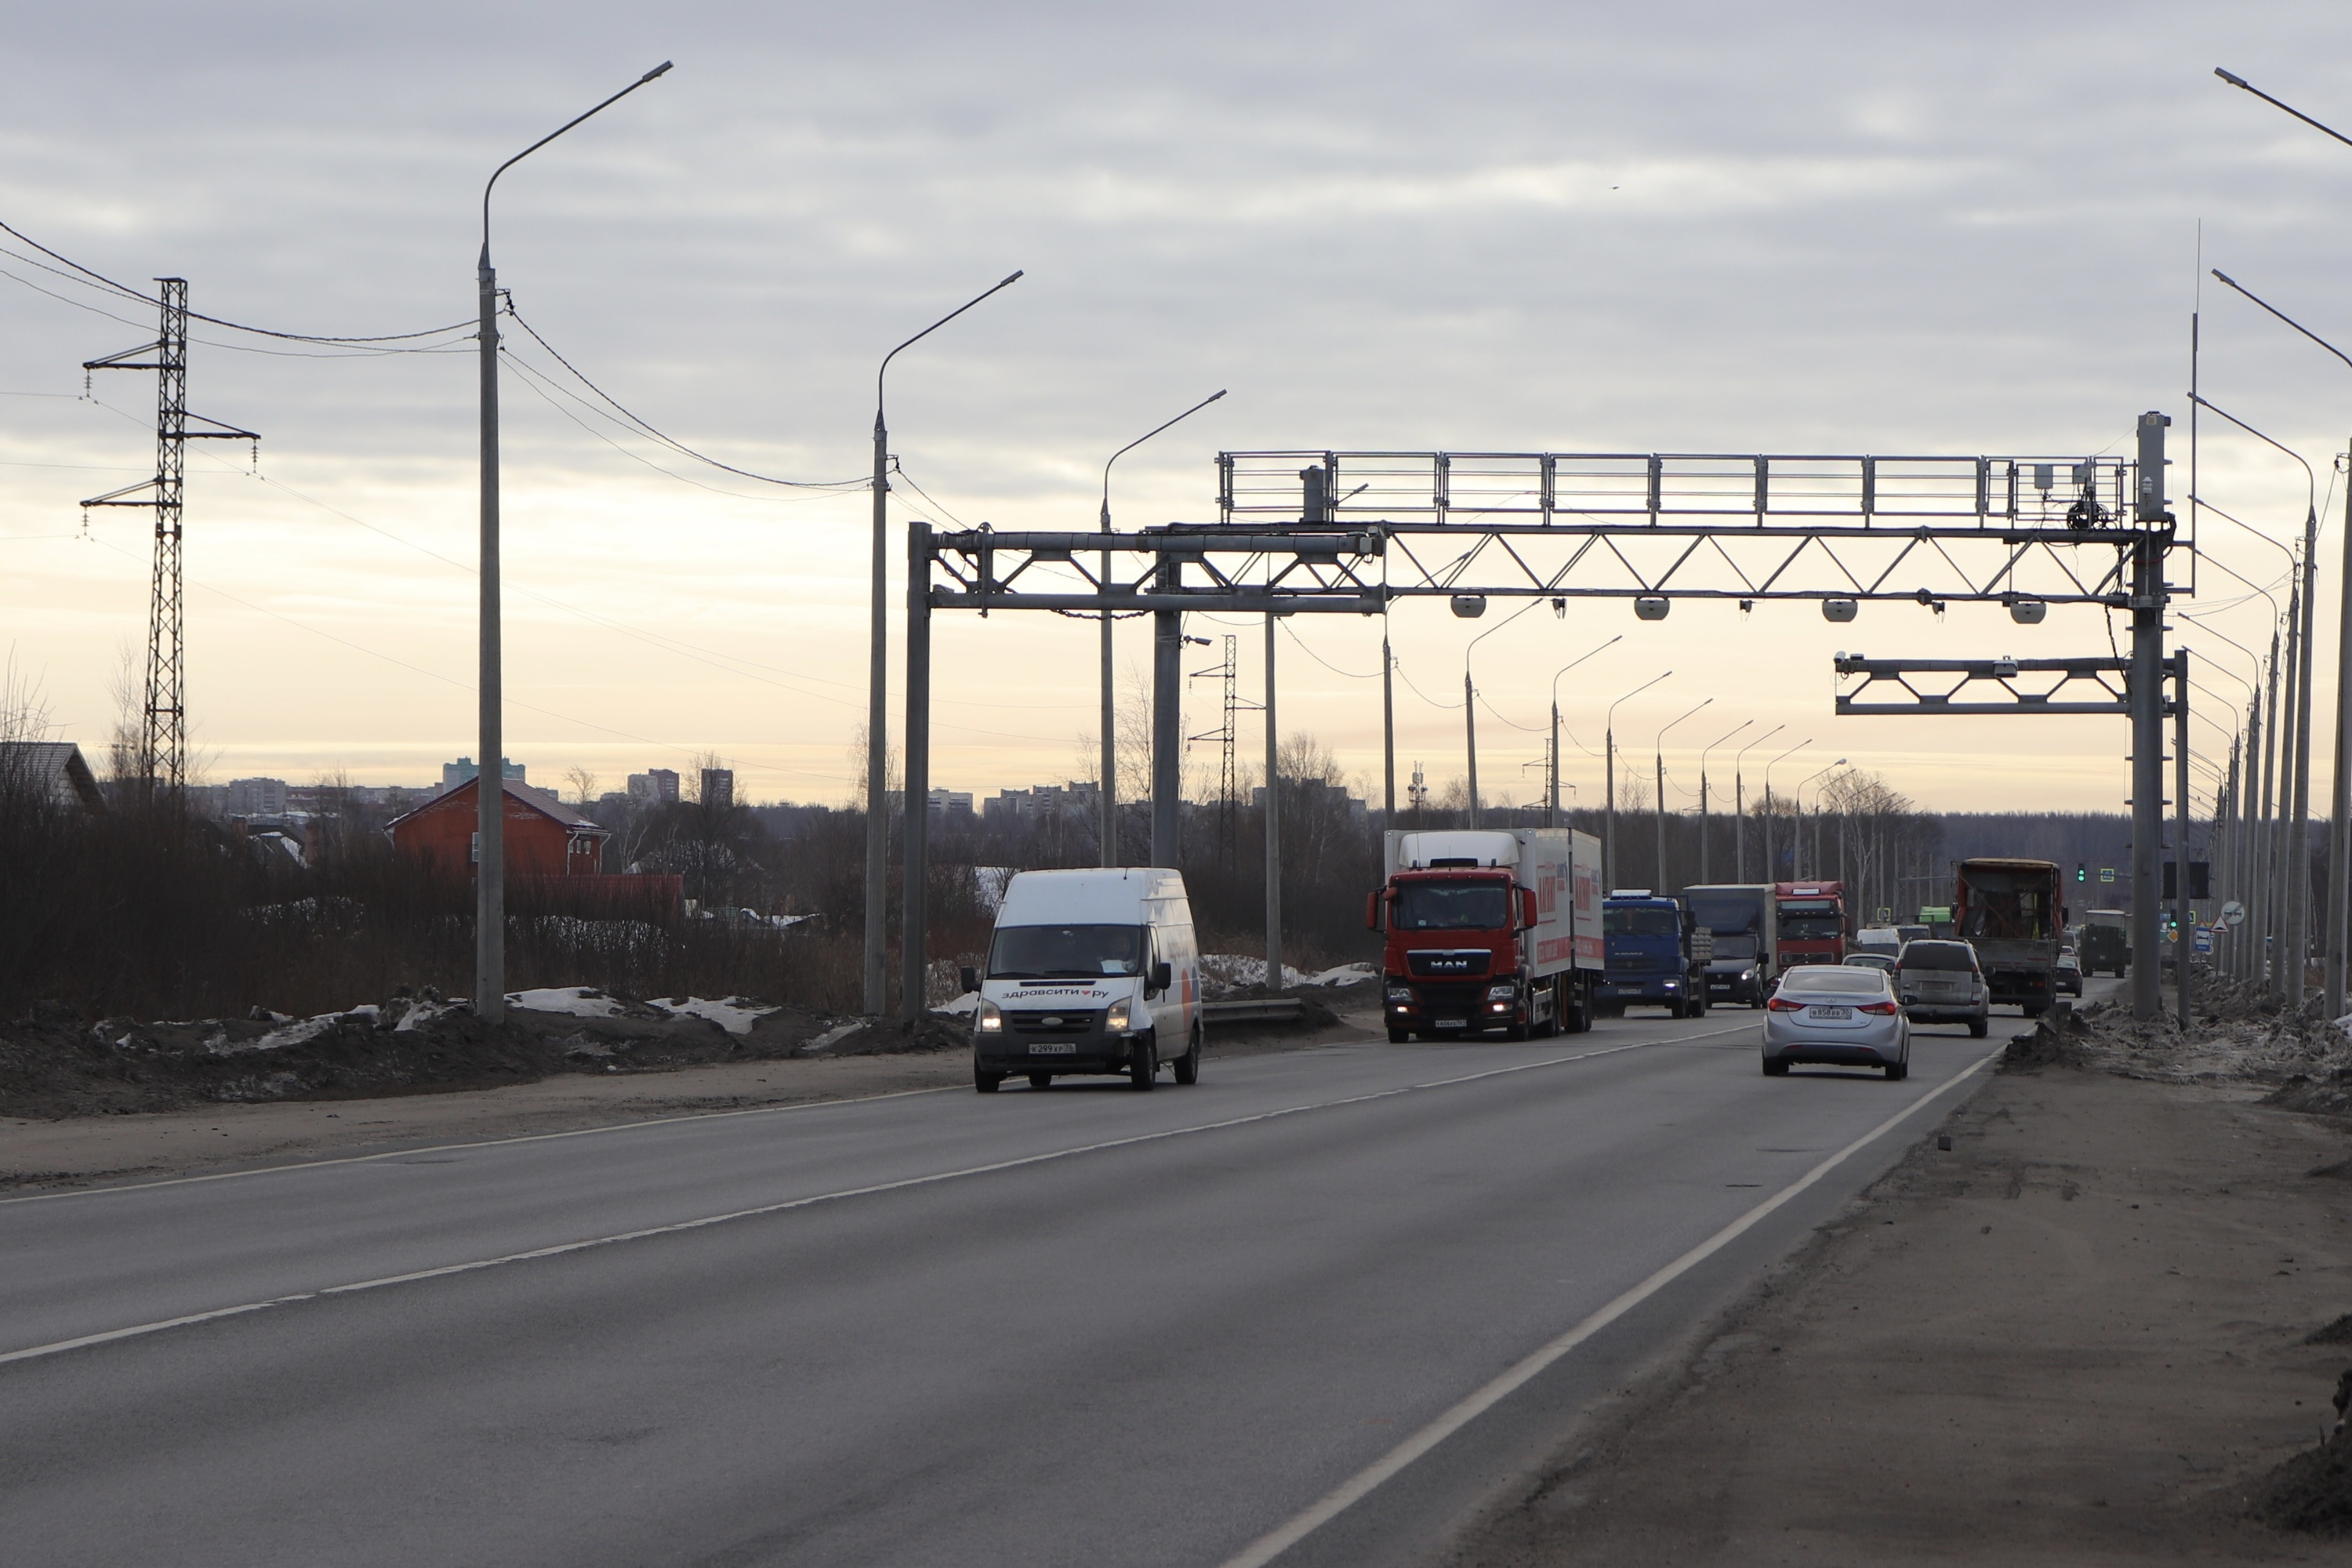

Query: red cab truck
[1773,881,1847,971]
[1369,828,1602,1041]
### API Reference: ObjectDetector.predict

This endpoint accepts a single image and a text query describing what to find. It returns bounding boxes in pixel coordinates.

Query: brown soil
[1446,1065,2352,1566]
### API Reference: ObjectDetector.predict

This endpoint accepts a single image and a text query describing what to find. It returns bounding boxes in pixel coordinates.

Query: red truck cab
[1369,828,1601,1041]
[1773,881,1846,971]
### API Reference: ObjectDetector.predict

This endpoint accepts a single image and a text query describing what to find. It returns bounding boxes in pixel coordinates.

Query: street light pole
[1604,672,1671,893]
[1098,390,1226,868]
[1545,635,1621,829]
[1461,601,1542,829]
[2208,265,2352,1014]
[1697,719,1752,885]
[1793,760,1846,880]
[1761,739,1812,887]
[2191,390,2318,1007]
[865,270,1023,1019]
[473,60,671,1025]
[1652,697,1712,891]
[1732,724,1784,884]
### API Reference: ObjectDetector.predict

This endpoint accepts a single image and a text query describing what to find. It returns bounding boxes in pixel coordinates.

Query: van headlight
[1105,1000,1131,1033]
[977,1000,1003,1033]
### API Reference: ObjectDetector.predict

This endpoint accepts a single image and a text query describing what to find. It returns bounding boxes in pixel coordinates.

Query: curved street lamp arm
[2187,393,2316,517]
[483,62,673,260]
[2210,269,2352,377]
[878,271,1026,430]
[1103,390,1229,517]
[2215,70,2352,154]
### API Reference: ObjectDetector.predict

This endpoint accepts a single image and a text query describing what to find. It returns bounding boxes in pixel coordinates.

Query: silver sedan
[1761,965,1911,1080]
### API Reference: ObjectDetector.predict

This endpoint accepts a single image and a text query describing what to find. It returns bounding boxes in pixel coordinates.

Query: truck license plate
[1028,1043,1077,1054]
[1432,1018,1466,1029]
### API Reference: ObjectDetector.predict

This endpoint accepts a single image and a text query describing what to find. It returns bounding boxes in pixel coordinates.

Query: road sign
[2223,902,2246,927]
[2194,927,2213,955]
[1876,906,1892,924]
[2099,866,2115,884]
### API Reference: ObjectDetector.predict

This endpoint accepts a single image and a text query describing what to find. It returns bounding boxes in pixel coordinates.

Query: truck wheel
[1504,1020,1530,1042]
[1128,1040,1158,1091]
[1693,991,1709,1018]
[1174,1026,1202,1085]
[1566,996,1591,1034]
[975,1066,1004,1094]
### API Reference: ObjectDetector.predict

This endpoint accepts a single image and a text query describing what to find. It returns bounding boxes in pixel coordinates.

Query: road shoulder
[1446,1062,2352,1565]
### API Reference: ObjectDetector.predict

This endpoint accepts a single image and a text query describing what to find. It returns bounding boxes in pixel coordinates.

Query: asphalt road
[0,1003,2011,1567]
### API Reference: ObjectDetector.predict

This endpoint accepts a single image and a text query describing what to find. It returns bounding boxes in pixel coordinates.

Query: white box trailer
[1376,828,1603,1038]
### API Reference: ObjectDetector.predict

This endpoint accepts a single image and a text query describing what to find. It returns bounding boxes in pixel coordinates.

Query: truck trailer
[1370,828,1602,1040]
[1955,857,2064,1016]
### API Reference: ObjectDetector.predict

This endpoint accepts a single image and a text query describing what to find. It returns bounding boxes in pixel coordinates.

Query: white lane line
[1214,1043,2004,1568]
[0,1035,1682,1369]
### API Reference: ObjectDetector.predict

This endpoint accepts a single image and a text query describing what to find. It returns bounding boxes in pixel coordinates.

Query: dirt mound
[2270,1070,2352,1118]
[0,990,878,1120]
[2253,1375,2352,1537]
[2305,1315,2352,1346]
[2001,1004,2095,1070]
[801,1012,968,1057]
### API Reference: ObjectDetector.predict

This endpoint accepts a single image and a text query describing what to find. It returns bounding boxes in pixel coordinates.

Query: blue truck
[1597,891,1715,1018]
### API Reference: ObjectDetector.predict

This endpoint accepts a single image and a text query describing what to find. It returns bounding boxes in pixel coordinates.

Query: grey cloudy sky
[4,1,2350,813]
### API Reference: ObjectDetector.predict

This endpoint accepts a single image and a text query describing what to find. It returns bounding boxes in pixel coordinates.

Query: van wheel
[1388,1027,1412,1043]
[1027,1072,1052,1090]
[1174,1027,1201,1086]
[975,1067,1004,1094]
[1129,1040,1158,1091]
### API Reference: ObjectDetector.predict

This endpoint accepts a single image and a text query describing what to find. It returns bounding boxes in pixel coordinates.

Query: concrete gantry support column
[901,521,933,1025]
[2128,411,2171,1022]
[2175,649,2192,1030]
[1265,614,1281,993]
[1151,552,1182,869]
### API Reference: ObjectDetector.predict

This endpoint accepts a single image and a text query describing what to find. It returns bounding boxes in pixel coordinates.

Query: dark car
[2055,952,2083,997]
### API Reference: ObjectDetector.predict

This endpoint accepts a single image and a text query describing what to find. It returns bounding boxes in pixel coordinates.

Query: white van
[965,868,1202,1094]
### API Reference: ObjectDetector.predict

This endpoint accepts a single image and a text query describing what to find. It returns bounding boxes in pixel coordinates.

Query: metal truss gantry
[895,417,2192,1023]
[81,279,258,798]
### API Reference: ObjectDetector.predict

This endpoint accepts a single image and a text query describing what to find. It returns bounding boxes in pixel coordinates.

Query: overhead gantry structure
[899,414,2194,1023]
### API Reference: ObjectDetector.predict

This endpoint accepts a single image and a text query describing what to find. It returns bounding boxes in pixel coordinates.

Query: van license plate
[1809,1007,1851,1020]
[1029,1043,1076,1054]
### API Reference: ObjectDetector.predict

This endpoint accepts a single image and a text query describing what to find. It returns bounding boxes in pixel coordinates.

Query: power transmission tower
[1189,633,1259,864]
[82,279,257,799]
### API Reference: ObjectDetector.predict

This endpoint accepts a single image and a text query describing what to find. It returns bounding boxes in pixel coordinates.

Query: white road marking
[0,1033,1700,1367]
[1214,1043,2004,1568]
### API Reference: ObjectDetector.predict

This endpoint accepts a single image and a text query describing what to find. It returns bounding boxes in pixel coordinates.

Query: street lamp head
[2216,67,2249,89]
[643,60,676,82]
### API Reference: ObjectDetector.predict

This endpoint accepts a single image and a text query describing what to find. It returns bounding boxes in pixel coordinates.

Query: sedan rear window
[1780,966,1889,994]
[1899,943,1976,971]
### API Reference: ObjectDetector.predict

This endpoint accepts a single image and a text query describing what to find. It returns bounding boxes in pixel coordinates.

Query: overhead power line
[0,216,473,343]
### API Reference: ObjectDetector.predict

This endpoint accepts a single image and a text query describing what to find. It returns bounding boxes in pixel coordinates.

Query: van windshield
[989,924,1147,979]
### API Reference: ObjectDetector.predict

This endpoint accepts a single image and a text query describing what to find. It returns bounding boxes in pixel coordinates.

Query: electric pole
[82,278,256,802]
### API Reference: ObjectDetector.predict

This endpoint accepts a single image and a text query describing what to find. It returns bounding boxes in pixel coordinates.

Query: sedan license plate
[1028,1043,1077,1055]
[1809,1006,1852,1020]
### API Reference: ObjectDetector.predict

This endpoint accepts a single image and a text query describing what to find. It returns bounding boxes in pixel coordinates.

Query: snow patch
[653,996,776,1036]
[1199,955,1376,994]
[507,986,625,1018]
[935,992,979,1017]
[799,1022,862,1055]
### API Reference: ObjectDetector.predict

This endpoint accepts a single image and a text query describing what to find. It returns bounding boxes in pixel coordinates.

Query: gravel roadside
[0,1005,1376,1195]
[1446,1042,2352,1564]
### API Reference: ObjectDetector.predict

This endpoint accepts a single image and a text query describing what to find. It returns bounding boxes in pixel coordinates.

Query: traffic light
[2075,862,2086,884]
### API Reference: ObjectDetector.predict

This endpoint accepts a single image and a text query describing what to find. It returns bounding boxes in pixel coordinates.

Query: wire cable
[503,300,866,490]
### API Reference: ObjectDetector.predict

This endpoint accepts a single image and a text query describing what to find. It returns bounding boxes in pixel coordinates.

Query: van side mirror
[1149,961,1173,995]
[960,966,978,995]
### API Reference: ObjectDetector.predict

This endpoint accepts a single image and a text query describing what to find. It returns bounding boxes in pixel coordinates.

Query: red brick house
[387,777,608,877]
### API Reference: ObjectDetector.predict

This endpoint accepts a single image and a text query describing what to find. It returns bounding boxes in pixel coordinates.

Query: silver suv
[1895,938,1991,1037]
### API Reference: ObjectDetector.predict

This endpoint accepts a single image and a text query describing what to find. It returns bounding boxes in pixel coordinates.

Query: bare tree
[564,764,600,808]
